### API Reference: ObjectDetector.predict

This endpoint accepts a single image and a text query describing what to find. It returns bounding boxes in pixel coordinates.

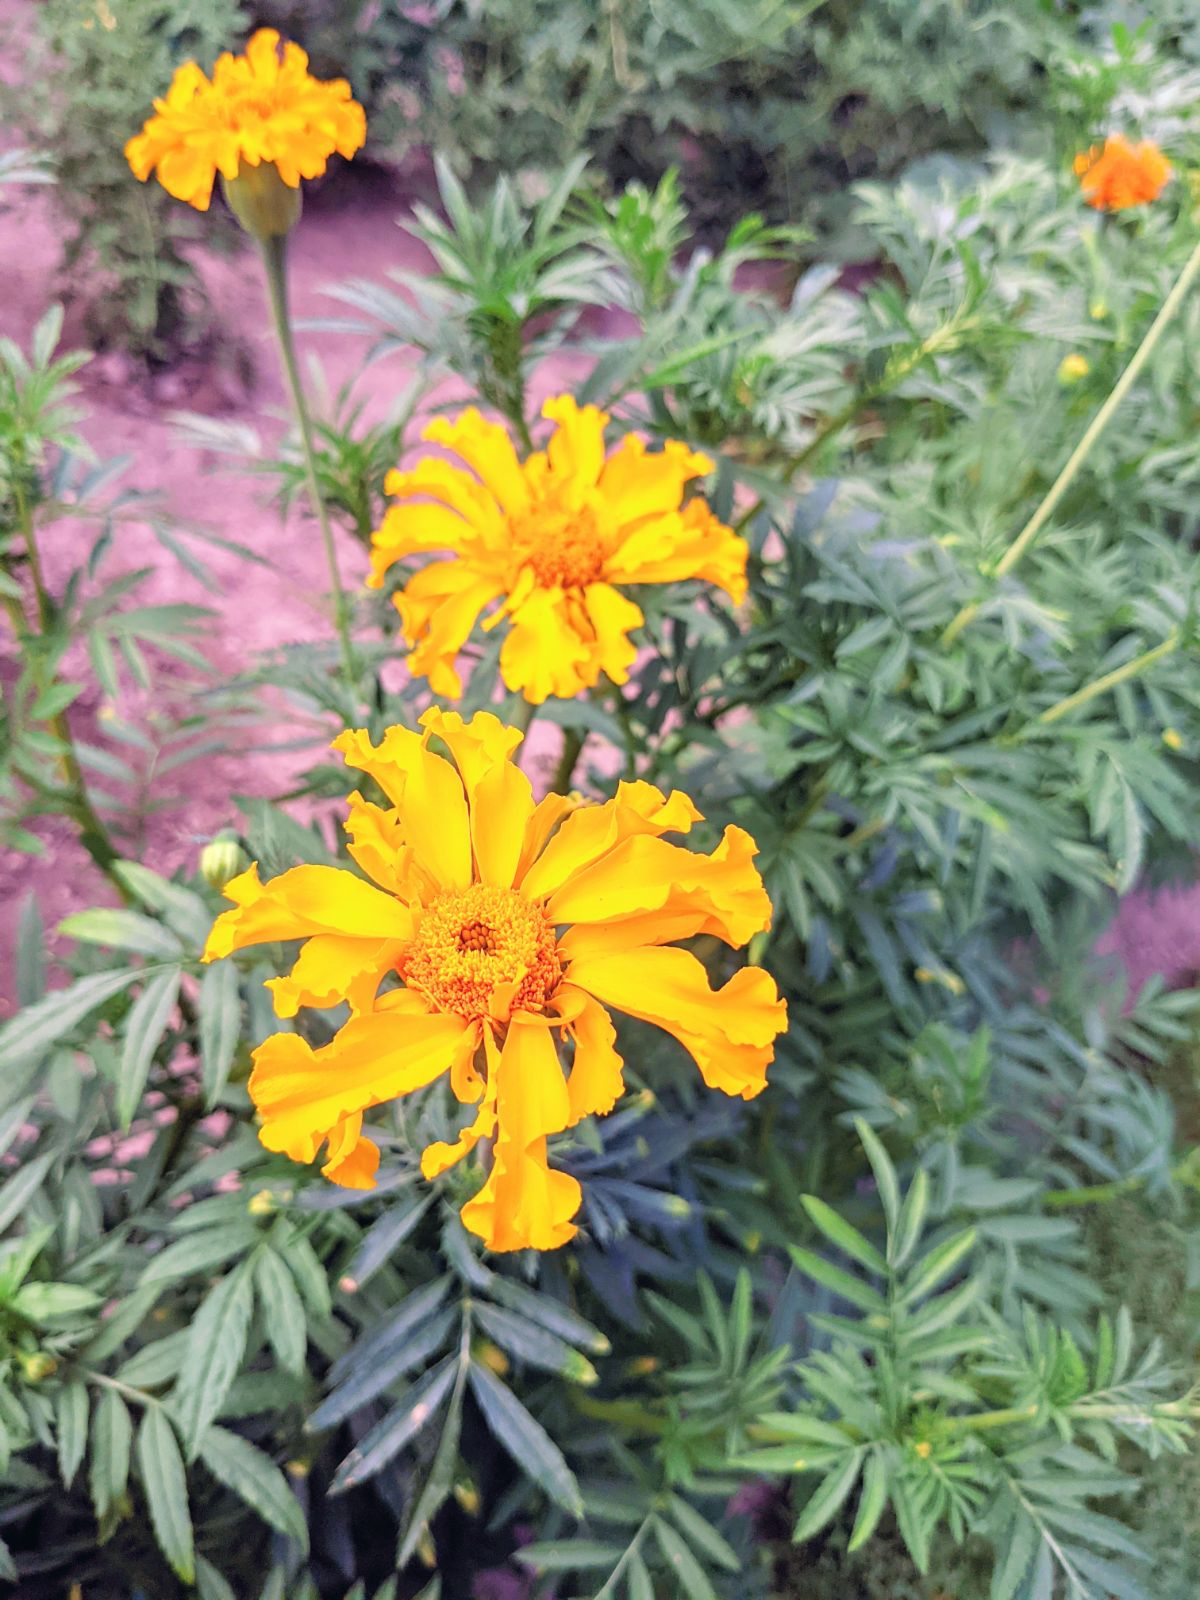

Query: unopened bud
[247,1189,276,1217]
[1163,727,1184,751]
[1089,298,1109,320]
[21,1350,57,1382]
[221,160,302,241]
[1058,353,1090,385]
[338,1275,359,1295]
[200,832,244,891]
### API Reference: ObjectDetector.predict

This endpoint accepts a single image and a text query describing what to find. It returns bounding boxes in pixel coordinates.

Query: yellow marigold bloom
[125,28,366,213]
[202,708,786,1252]
[1074,135,1171,212]
[368,397,749,704]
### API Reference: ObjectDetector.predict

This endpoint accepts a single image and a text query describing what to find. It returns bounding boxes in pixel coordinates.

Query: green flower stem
[551,726,585,794]
[259,233,358,690]
[1037,629,1179,725]
[942,234,1200,647]
[14,478,126,893]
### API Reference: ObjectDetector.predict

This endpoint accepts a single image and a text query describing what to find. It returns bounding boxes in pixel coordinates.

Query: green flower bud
[200,832,244,891]
[221,160,302,242]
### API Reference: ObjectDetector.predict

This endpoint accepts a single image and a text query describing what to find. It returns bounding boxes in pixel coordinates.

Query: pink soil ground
[0,55,1194,1010]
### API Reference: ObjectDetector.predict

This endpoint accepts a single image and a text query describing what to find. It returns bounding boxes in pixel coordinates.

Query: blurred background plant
[3,5,1200,1599]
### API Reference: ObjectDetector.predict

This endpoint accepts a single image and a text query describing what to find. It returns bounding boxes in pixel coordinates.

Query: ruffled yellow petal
[424,409,531,517]
[567,946,785,1100]
[558,989,625,1124]
[421,1025,496,1178]
[265,932,403,1018]
[343,792,409,895]
[514,793,578,889]
[520,781,702,902]
[395,561,502,701]
[542,396,610,502]
[381,459,505,542]
[420,707,524,794]
[499,588,596,704]
[202,862,413,961]
[333,724,425,809]
[367,502,481,588]
[582,581,643,686]
[322,1113,381,1190]
[606,499,748,603]
[459,1015,581,1252]
[597,435,714,529]
[249,1010,469,1168]
[547,825,772,949]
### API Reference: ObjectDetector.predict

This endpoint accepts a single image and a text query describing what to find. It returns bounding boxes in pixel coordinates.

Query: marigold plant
[203,708,786,1251]
[125,27,366,213]
[367,396,749,703]
[1074,133,1171,212]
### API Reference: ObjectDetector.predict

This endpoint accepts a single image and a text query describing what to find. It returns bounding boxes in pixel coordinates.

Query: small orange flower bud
[1074,135,1172,212]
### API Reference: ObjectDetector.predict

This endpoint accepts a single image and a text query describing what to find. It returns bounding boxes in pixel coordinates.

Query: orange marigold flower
[125,28,366,213]
[202,708,786,1253]
[368,397,750,704]
[1074,134,1171,212]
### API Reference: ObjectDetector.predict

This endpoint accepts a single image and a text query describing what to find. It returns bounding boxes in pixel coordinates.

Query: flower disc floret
[401,884,562,1023]
[201,708,786,1252]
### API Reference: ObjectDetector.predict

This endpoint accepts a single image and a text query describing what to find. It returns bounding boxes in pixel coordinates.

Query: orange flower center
[400,884,562,1022]
[510,497,607,589]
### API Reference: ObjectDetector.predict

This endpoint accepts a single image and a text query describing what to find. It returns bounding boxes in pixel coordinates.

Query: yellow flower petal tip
[368,394,750,705]
[1073,134,1171,212]
[125,28,366,215]
[203,710,786,1252]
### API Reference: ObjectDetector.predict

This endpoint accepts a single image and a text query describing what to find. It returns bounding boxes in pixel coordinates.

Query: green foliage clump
[8,0,245,358]
[5,20,1200,1599]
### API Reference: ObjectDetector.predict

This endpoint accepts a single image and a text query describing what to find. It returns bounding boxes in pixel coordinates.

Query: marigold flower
[202,708,786,1252]
[125,28,366,214]
[368,397,749,704]
[1074,135,1171,212]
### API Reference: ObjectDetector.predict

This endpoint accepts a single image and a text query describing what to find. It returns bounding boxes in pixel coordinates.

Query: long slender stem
[1037,629,1179,725]
[551,726,585,794]
[942,235,1200,647]
[258,234,358,690]
[14,480,127,893]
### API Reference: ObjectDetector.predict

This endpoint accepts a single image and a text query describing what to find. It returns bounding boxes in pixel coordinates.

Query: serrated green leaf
[136,1407,194,1583]
[666,1495,739,1571]
[199,1425,308,1551]
[58,908,183,959]
[89,1387,132,1525]
[0,1151,54,1234]
[329,1357,456,1493]
[847,1449,888,1553]
[117,967,182,1128]
[254,1249,307,1376]
[792,1450,864,1545]
[476,1301,598,1384]
[467,1361,582,1516]
[199,959,241,1108]
[653,1517,719,1600]
[57,1379,88,1488]
[515,1539,626,1572]
[0,967,139,1068]
[900,1229,976,1305]
[801,1195,887,1276]
[172,1260,255,1456]
[788,1247,887,1314]
[889,1167,929,1269]
[396,1364,465,1568]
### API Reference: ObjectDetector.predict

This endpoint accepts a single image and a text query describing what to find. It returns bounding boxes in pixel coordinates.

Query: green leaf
[330,1357,457,1493]
[846,1450,888,1553]
[117,968,182,1128]
[196,1556,238,1600]
[853,1118,900,1235]
[13,1282,101,1323]
[788,1247,887,1315]
[111,863,211,943]
[792,1450,865,1544]
[889,1167,929,1269]
[515,1540,626,1572]
[800,1195,887,1276]
[653,1518,719,1600]
[629,1552,654,1600]
[467,1361,582,1516]
[171,1260,255,1456]
[140,1225,258,1288]
[58,908,183,959]
[89,1387,133,1525]
[57,1379,89,1487]
[992,1508,1038,1600]
[487,1276,610,1353]
[666,1495,739,1571]
[199,1425,308,1551]
[0,1151,54,1234]
[0,967,139,1068]
[396,1366,465,1568]
[475,1301,598,1384]
[199,960,241,1107]
[901,1229,977,1305]
[254,1249,307,1376]
[136,1406,194,1583]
